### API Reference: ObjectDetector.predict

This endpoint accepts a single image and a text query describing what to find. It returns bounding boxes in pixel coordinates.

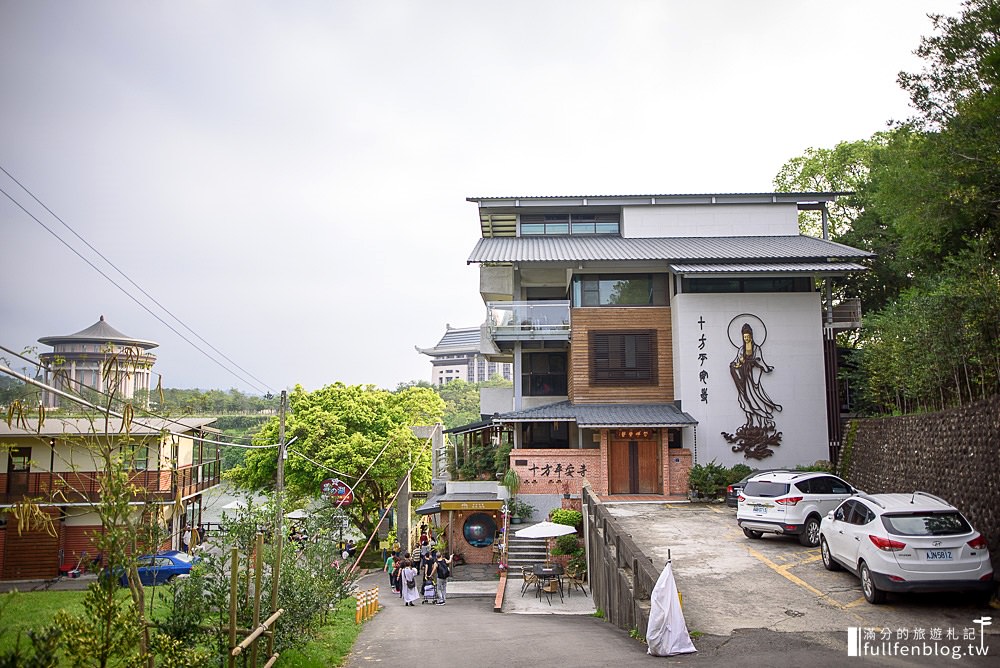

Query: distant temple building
[416,325,512,386]
[38,316,158,409]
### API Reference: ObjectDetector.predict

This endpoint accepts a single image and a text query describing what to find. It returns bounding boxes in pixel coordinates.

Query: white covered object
[646,561,697,657]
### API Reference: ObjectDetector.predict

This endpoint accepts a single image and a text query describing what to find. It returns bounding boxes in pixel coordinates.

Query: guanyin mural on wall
[721,314,783,459]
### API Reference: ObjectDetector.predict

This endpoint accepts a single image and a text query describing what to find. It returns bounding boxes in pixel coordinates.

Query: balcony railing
[0,461,222,505]
[825,298,863,331]
[486,301,571,341]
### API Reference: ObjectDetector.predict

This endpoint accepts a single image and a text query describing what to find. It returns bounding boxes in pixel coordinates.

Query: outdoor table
[532,563,564,604]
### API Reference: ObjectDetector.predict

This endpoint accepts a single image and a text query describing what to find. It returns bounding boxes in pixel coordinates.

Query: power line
[0,170,274,395]
[0,363,279,450]
[0,342,262,444]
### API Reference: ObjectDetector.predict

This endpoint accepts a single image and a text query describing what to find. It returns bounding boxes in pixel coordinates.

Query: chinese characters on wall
[697,315,709,403]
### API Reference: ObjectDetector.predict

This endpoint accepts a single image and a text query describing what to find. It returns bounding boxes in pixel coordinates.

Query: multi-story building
[416,325,512,386]
[0,417,221,580]
[467,192,869,505]
[39,315,158,409]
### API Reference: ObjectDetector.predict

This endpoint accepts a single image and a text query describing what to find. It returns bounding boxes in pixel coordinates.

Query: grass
[274,597,362,667]
[0,589,363,667]
[0,589,88,653]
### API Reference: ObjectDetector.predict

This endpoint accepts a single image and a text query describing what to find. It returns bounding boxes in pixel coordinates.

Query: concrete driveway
[606,503,996,643]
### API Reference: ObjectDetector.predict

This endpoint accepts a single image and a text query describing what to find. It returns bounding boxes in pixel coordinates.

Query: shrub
[550,509,582,528]
[552,534,580,555]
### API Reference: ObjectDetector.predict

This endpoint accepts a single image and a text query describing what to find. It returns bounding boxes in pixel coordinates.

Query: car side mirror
[826,510,835,519]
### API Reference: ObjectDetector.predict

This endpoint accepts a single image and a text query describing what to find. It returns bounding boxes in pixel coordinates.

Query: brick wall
[844,395,1000,574]
[508,449,604,495]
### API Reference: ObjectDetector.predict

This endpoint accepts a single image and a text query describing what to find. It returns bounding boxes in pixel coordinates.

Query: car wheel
[167,575,178,584]
[743,527,763,539]
[799,516,821,547]
[860,562,885,604]
[821,537,841,571]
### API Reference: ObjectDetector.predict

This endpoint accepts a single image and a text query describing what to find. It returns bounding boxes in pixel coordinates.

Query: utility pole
[267,389,287,657]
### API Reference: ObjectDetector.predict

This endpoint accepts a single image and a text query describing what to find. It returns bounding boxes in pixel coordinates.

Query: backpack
[436,559,449,579]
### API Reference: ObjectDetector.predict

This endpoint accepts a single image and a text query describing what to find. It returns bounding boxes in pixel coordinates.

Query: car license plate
[925,550,953,560]
[752,504,767,515]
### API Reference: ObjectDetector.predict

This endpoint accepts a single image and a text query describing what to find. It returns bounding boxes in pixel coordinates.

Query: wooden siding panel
[569,307,673,403]
[3,510,60,579]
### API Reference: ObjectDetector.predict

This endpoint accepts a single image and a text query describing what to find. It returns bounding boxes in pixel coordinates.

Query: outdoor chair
[565,566,588,597]
[520,566,539,597]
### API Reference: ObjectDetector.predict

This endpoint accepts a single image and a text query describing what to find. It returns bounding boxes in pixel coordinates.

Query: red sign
[321,478,353,505]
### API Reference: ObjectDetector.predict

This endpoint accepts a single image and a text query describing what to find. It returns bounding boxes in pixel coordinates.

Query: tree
[886,0,1000,265]
[225,383,444,539]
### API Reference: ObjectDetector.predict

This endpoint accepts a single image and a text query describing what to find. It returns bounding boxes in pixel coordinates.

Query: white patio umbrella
[515,520,577,565]
[284,509,309,520]
[514,521,576,539]
[221,500,245,510]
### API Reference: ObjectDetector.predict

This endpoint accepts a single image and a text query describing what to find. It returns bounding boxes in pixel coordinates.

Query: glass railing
[486,301,571,339]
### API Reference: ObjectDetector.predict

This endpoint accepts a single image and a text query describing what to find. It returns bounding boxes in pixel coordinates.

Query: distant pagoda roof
[39,315,158,350]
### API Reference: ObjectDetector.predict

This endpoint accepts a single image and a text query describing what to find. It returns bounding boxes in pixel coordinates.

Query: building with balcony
[466,193,870,504]
[416,325,512,386]
[39,315,158,409]
[0,417,220,580]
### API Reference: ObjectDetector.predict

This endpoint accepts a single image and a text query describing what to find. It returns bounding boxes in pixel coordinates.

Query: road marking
[745,545,868,623]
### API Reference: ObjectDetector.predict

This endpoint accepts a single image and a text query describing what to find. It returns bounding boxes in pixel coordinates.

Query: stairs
[505,533,547,578]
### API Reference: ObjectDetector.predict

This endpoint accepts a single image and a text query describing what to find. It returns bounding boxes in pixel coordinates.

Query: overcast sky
[0,0,965,395]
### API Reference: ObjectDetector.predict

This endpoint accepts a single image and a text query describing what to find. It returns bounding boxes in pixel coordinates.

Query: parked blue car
[118,550,200,586]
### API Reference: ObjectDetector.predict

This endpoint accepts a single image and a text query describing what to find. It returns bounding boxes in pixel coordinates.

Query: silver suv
[737,471,858,547]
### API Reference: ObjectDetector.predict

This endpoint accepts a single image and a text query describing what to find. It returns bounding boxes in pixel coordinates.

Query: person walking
[383,551,397,593]
[431,550,453,605]
[401,559,420,606]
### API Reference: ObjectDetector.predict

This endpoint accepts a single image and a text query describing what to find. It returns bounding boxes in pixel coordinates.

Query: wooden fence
[582,483,661,636]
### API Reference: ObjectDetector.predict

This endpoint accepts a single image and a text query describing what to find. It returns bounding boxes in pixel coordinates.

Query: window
[590,331,657,386]
[522,352,567,396]
[128,445,149,470]
[682,277,813,293]
[572,274,668,306]
[520,213,619,236]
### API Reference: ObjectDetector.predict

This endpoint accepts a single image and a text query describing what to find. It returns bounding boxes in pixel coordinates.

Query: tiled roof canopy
[496,401,697,428]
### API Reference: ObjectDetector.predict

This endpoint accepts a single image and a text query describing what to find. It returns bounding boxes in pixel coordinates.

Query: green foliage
[593,608,605,619]
[510,498,536,519]
[550,509,582,529]
[551,534,580,556]
[688,461,758,498]
[629,627,647,643]
[838,420,859,478]
[226,383,443,539]
[794,462,833,473]
[854,241,1000,413]
[152,387,278,415]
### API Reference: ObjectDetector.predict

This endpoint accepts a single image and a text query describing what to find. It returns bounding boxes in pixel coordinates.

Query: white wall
[623,203,800,238]
[671,291,829,468]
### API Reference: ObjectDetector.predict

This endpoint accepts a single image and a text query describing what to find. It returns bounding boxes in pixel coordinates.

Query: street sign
[320,478,353,505]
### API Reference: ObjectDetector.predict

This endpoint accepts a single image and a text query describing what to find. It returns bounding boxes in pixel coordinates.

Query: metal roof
[416,326,483,357]
[467,192,848,208]
[38,315,158,349]
[467,235,872,265]
[669,262,868,274]
[495,401,697,428]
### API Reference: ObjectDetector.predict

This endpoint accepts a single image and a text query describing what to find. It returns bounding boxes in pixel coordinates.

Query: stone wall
[844,395,1000,573]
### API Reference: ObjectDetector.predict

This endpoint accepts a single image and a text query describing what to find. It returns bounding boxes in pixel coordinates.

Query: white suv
[820,492,994,604]
[737,471,858,547]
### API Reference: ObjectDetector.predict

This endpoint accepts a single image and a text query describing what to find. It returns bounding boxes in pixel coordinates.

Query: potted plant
[511,498,536,524]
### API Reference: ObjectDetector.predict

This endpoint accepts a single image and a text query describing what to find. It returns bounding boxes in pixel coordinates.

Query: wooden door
[7,447,30,496]
[637,441,660,494]
[609,440,630,494]
[609,439,661,494]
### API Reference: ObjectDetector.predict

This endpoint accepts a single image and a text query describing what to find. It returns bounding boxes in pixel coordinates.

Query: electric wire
[0,364,279,450]
[0,342,260,444]
[0,178,273,395]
